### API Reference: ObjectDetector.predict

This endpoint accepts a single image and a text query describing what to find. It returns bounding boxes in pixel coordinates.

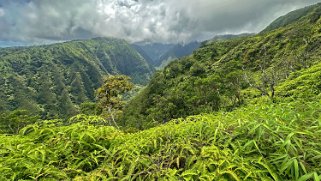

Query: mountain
[133,42,201,68]
[132,42,175,66]
[2,3,321,181]
[262,2,321,32]
[122,3,321,129]
[157,41,201,68]
[130,44,154,67]
[0,37,154,118]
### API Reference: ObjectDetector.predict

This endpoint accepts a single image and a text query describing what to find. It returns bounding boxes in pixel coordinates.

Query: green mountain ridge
[1,3,321,180]
[262,2,321,32]
[0,37,154,118]
[122,2,321,128]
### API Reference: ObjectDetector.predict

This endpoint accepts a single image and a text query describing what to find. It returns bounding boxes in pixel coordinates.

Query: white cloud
[0,0,320,43]
[0,8,4,17]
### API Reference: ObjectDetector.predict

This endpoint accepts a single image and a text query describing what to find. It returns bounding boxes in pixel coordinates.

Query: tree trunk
[108,106,119,129]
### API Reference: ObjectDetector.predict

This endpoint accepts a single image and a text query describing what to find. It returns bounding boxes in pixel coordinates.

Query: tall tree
[96,75,133,128]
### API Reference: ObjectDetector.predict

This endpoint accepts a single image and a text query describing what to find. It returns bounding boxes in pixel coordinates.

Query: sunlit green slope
[0,37,153,118]
[1,100,321,180]
[122,3,321,128]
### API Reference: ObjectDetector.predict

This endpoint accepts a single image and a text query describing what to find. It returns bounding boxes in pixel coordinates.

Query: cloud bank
[0,0,320,43]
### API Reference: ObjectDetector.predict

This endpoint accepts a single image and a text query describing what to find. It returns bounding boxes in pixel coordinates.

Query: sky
[0,0,320,45]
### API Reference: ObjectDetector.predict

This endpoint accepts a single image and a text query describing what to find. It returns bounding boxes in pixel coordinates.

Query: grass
[1,100,321,180]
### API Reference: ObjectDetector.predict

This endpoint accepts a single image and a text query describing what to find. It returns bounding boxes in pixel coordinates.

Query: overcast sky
[0,0,320,44]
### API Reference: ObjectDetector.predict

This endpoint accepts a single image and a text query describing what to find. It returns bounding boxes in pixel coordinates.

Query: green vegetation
[1,3,321,180]
[122,3,321,128]
[1,100,321,180]
[262,3,321,32]
[0,110,40,134]
[96,75,134,128]
[276,62,321,100]
[0,37,153,118]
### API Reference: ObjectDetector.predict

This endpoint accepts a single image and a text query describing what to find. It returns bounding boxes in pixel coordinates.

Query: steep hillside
[132,42,175,66]
[131,44,154,67]
[263,2,321,32]
[1,3,321,180]
[276,61,321,100]
[0,37,154,118]
[122,3,321,129]
[133,42,201,68]
[157,41,201,68]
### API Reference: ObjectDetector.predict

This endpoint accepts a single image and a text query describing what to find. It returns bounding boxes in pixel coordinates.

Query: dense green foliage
[122,3,321,128]
[96,75,134,127]
[0,110,40,134]
[1,3,321,181]
[0,37,153,118]
[1,100,321,180]
[263,3,321,32]
[276,61,321,100]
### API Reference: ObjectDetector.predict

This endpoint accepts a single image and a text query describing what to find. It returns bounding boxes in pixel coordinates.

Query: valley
[0,2,321,180]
